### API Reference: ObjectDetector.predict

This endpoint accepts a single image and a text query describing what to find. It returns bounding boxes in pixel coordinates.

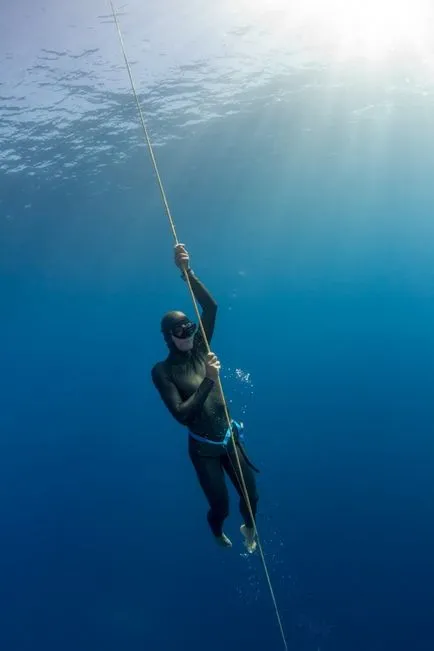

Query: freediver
[151,244,259,552]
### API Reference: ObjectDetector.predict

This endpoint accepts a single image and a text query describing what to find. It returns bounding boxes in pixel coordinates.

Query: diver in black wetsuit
[151,243,259,551]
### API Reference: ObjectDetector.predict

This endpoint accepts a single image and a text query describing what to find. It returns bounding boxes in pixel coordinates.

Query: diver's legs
[223,444,258,552]
[190,452,232,545]
[223,444,258,527]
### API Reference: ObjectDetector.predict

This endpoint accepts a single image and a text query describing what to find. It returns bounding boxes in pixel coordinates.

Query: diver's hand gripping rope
[109,3,288,649]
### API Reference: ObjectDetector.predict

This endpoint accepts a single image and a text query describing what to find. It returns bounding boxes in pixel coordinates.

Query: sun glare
[319,0,429,60]
[234,0,431,61]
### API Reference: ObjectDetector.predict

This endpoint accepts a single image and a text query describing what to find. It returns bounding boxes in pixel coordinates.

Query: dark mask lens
[172,321,196,339]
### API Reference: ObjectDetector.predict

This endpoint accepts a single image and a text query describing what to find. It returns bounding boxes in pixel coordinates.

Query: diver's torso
[165,346,227,448]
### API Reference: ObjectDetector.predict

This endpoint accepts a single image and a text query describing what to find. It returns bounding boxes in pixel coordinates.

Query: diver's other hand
[174,243,190,271]
[205,352,221,382]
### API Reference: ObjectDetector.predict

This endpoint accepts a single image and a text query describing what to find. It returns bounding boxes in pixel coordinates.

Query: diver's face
[171,334,195,352]
[169,318,197,352]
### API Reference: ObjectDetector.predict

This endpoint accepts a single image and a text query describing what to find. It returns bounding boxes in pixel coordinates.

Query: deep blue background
[2,3,434,650]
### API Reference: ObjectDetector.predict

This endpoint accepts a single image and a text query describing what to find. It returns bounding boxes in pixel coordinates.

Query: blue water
[2,1,434,650]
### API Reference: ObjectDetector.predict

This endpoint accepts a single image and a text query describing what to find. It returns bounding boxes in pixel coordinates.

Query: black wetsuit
[151,269,258,538]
